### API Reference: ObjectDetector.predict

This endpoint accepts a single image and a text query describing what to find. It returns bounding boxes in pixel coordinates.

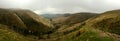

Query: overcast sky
[0,0,120,14]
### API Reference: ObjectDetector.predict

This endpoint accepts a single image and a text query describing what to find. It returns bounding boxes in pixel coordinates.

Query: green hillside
[45,10,120,41]
[0,8,120,41]
[86,10,120,35]
[0,24,35,41]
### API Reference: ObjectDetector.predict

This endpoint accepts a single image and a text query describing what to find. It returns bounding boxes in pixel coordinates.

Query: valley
[0,8,120,41]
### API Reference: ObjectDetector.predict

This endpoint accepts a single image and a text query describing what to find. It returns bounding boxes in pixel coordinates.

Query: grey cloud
[0,0,120,14]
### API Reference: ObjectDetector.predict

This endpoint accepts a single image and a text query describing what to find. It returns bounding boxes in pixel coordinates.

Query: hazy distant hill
[41,13,71,19]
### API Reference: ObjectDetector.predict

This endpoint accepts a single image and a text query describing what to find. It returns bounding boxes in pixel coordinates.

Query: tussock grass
[0,29,35,41]
[61,26,115,41]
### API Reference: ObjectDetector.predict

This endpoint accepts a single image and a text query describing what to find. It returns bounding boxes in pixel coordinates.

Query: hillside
[51,12,98,36]
[58,10,120,41]
[53,12,98,26]
[13,9,54,33]
[0,9,27,30]
[86,10,120,35]
[0,8,120,41]
[41,10,120,41]
[0,24,35,41]
[0,8,54,41]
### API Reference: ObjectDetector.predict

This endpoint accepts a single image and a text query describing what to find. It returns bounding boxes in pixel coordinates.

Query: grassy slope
[0,24,35,41]
[62,10,120,41]
[86,10,120,35]
[0,9,55,41]
[14,10,54,33]
[47,10,120,41]
[50,13,98,37]
[0,9,27,30]
[63,12,98,25]
[0,29,34,41]
[61,26,115,41]
[53,12,98,26]
[46,22,115,41]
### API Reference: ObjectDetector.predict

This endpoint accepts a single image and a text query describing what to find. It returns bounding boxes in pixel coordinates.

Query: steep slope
[65,10,120,41]
[42,23,116,41]
[13,9,54,33]
[46,10,120,41]
[59,26,115,41]
[51,12,98,36]
[0,8,54,38]
[64,10,120,41]
[86,10,120,35]
[0,9,27,33]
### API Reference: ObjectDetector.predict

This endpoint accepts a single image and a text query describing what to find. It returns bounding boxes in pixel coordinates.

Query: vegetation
[0,24,35,41]
[45,10,120,41]
[86,10,120,35]
[0,8,54,41]
[0,8,120,41]
[52,12,98,26]
[61,26,115,41]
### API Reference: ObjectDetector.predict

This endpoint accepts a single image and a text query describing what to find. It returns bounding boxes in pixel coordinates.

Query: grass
[58,10,120,41]
[60,26,115,41]
[0,29,35,41]
[87,10,120,35]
